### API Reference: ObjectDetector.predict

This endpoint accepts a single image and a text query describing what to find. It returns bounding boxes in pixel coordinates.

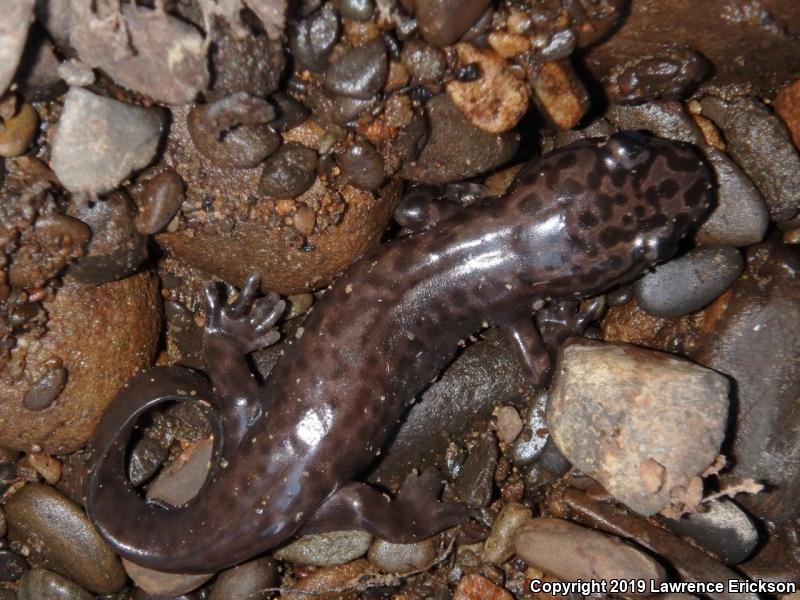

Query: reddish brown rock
[584,0,800,97]
[776,78,800,149]
[0,272,161,453]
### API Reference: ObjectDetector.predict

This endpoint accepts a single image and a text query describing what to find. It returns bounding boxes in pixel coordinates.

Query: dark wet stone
[70,3,208,105]
[290,4,340,72]
[539,29,577,61]
[51,88,165,194]
[538,437,571,476]
[400,39,446,86]
[399,94,519,184]
[340,0,374,21]
[700,95,800,221]
[607,48,709,103]
[634,246,744,318]
[696,148,768,247]
[324,38,388,100]
[128,436,169,487]
[370,329,535,490]
[66,192,148,285]
[660,499,758,565]
[415,0,492,47]
[393,112,430,169]
[207,23,285,101]
[453,432,498,509]
[188,93,280,169]
[5,484,126,594]
[164,299,204,369]
[0,462,16,495]
[606,101,704,145]
[692,240,800,522]
[134,169,185,235]
[15,25,65,102]
[0,547,28,581]
[259,142,318,198]
[18,568,93,600]
[368,537,437,574]
[510,390,548,467]
[337,141,384,190]
[740,521,800,586]
[270,91,310,132]
[209,556,278,600]
[22,365,67,411]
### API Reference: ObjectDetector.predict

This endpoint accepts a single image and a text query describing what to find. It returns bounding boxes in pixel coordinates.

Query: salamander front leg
[499,315,552,387]
[535,297,603,350]
[203,273,285,451]
[299,469,470,542]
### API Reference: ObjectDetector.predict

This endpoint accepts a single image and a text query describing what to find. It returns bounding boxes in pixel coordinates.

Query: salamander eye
[604,132,651,171]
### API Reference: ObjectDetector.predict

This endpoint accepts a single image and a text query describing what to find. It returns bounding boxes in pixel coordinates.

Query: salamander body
[85,133,712,573]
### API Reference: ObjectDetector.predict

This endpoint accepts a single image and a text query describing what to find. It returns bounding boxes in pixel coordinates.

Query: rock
[695,148,769,247]
[509,391,548,466]
[446,44,528,134]
[14,25,65,102]
[70,3,208,104]
[494,406,523,445]
[122,560,212,599]
[454,573,514,600]
[538,438,571,476]
[605,48,708,103]
[259,143,318,199]
[51,88,165,195]
[700,95,800,221]
[289,4,340,72]
[187,93,279,169]
[0,272,160,453]
[527,60,589,130]
[341,0,373,20]
[399,94,519,184]
[415,0,492,47]
[324,38,388,100]
[4,484,126,594]
[370,329,535,489]
[776,78,800,149]
[633,246,744,318]
[19,452,61,485]
[127,436,169,487]
[554,118,616,148]
[0,0,35,96]
[280,559,375,600]
[740,521,800,586]
[56,59,95,87]
[22,365,67,411]
[274,530,373,566]
[134,169,185,235]
[66,192,149,284]
[692,240,800,522]
[209,557,278,600]
[606,101,704,145]
[367,537,437,573]
[337,140,384,190]
[401,40,446,86]
[660,499,759,565]
[483,502,532,565]
[0,547,29,581]
[146,438,213,507]
[548,340,729,516]
[269,91,310,133]
[17,568,93,600]
[452,433,498,509]
[583,0,800,97]
[0,101,38,158]
[514,518,667,592]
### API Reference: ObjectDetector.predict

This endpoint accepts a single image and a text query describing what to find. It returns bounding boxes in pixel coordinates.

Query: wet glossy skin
[84,133,712,573]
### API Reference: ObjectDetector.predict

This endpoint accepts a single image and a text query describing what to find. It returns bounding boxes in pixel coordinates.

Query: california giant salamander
[84,133,713,573]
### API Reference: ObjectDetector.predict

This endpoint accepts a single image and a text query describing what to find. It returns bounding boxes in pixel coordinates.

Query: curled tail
[84,366,230,573]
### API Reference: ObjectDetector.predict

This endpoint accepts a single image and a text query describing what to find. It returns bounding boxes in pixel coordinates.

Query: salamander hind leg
[300,469,470,542]
[202,272,286,451]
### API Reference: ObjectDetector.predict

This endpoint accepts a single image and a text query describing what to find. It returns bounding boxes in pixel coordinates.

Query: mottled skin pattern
[84,133,712,573]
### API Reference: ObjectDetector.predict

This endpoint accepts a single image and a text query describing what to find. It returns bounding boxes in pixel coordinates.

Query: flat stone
[548,340,729,516]
[122,559,212,598]
[209,556,278,600]
[514,518,667,593]
[367,537,437,574]
[415,0,492,47]
[4,484,126,594]
[51,87,165,194]
[17,568,93,600]
[274,530,373,566]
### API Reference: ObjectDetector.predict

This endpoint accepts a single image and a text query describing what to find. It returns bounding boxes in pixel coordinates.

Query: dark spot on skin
[596,194,614,219]
[365,353,380,370]
[683,177,708,207]
[578,271,600,285]
[674,212,692,229]
[663,146,701,173]
[587,168,602,190]
[599,255,624,270]
[518,193,543,216]
[622,214,633,225]
[610,169,627,188]
[586,247,598,258]
[645,186,661,208]
[545,167,559,189]
[560,178,584,199]
[600,226,626,248]
[658,178,680,199]
[634,205,646,218]
[578,210,598,228]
